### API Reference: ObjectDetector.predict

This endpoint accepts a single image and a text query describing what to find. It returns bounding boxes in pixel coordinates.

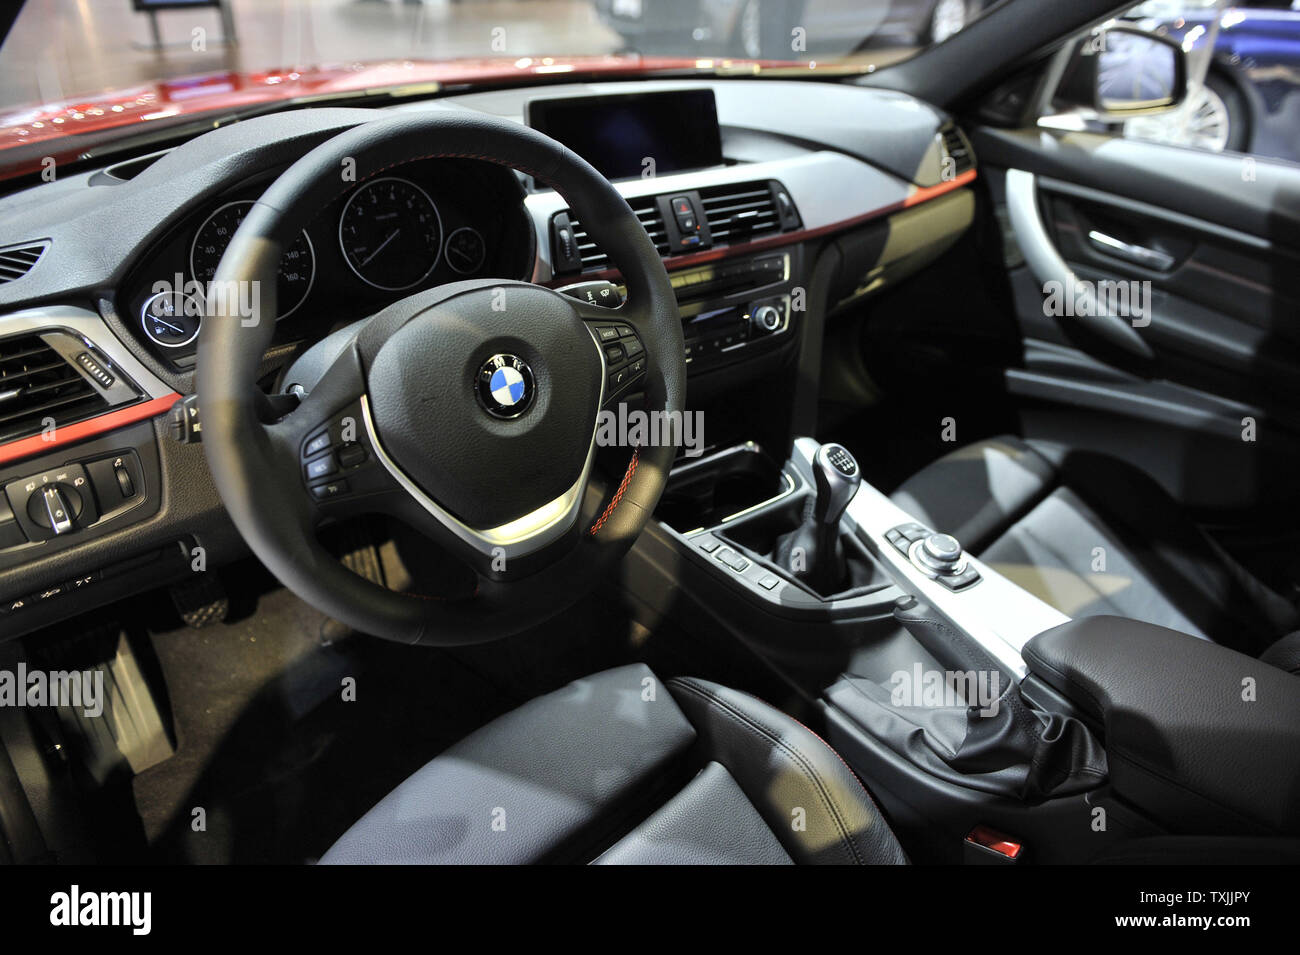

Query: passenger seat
[889,436,1300,666]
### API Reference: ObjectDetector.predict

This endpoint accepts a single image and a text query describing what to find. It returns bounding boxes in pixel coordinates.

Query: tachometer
[338,177,443,291]
[190,200,315,320]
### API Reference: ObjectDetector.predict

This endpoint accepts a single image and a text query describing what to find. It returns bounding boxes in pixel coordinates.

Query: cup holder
[656,443,793,533]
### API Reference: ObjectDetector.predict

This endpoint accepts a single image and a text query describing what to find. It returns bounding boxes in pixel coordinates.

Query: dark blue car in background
[1124,0,1300,162]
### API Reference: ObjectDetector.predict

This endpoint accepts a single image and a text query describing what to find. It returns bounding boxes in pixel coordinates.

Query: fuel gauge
[444,226,487,275]
[141,290,203,348]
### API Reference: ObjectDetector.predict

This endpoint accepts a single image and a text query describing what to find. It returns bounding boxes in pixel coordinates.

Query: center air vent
[552,180,800,276]
[0,242,49,285]
[698,182,782,244]
[0,333,113,443]
[939,125,975,177]
[567,197,668,271]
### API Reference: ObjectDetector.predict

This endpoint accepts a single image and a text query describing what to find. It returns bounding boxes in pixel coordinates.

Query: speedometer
[338,177,443,291]
[190,200,315,320]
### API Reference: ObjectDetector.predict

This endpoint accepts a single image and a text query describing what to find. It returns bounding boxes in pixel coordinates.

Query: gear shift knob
[812,443,861,527]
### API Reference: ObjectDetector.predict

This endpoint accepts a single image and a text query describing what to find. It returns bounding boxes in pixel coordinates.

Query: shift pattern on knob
[823,444,857,476]
[812,443,862,528]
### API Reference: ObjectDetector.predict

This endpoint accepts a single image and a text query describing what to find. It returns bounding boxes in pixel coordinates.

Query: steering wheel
[197,111,684,645]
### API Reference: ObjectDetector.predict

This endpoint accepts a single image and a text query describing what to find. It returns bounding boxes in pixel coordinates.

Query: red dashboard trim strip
[0,393,181,467]
[541,169,977,286]
[903,169,978,208]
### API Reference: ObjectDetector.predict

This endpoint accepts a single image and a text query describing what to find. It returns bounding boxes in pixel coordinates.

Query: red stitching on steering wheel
[589,448,639,535]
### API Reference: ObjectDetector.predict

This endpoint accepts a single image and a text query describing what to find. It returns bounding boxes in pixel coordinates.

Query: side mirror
[1055,25,1188,117]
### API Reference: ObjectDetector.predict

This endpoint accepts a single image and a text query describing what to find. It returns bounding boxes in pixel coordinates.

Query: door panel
[972,126,1300,512]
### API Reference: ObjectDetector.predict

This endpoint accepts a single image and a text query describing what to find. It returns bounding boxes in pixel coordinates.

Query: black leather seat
[891,436,1300,667]
[320,664,906,865]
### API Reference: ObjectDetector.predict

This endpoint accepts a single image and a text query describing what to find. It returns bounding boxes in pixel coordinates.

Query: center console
[655,437,1066,670]
[625,437,1161,863]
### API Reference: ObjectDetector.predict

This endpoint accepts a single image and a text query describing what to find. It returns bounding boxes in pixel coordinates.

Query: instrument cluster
[121,158,533,366]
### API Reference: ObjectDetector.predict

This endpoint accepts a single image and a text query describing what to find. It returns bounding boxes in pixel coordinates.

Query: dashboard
[0,78,975,638]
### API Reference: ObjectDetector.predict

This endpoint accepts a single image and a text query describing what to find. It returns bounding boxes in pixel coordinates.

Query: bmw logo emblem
[476,354,536,418]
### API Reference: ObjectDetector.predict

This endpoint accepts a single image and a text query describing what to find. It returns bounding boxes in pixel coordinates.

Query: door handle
[1087,230,1175,271]
[1005,170,1154,360]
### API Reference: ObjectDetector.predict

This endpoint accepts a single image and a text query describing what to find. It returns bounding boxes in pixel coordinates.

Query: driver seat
[320,665,907,865]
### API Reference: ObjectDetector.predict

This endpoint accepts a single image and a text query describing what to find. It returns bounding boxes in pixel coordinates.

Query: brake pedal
[168,574,229,628]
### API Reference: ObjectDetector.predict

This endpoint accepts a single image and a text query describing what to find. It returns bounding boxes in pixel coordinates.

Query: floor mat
[123,549,795,864]
[132,585,516,864]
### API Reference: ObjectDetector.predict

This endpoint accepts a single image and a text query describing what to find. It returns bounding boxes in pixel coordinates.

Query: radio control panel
[558,249,799,378]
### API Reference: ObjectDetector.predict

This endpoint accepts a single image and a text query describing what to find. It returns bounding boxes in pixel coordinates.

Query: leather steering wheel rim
[197,110,684,645]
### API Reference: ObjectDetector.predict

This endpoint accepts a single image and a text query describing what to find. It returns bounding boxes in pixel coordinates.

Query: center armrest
[1024,616,1300,837]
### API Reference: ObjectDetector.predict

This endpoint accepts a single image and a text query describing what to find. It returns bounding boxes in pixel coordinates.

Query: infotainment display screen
[525,89,723,181]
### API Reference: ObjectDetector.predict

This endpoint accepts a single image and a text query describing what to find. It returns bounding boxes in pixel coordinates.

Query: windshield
[0,0,999,180]
[0,0,995,113]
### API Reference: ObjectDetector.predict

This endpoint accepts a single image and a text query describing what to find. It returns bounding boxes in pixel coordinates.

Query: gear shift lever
[813,443,862,527]
[774,443,862,595]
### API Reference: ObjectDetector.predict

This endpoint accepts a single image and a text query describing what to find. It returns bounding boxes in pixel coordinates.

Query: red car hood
[0,55,767,179]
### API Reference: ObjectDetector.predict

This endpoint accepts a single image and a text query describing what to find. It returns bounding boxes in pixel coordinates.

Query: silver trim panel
[792,437,1068,677]
[0,304,174,401]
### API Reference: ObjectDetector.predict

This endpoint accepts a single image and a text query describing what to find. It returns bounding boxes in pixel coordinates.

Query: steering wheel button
[338,444,368,469]
[595,325,619,342]
[303,432,332,459]
[305,456,337,482]
[604,344,625,364]
[311,480,349,500]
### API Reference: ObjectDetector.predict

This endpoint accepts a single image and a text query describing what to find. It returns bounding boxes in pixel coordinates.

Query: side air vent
[0,242,48,285]
[0,333,112,443]
[939,125,975,177]
[699,182,781,245]
[568,197,669,270]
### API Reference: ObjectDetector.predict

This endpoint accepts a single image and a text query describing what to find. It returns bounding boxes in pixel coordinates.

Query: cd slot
[670,253,787,306]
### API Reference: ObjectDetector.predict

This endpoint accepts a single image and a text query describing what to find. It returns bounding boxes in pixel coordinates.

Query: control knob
[751,304,782,334]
